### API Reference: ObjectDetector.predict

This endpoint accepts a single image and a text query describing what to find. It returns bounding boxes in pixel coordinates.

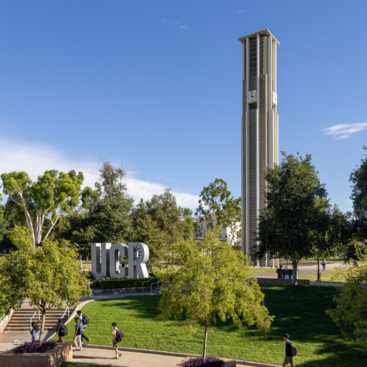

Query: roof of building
[238,29,280,46]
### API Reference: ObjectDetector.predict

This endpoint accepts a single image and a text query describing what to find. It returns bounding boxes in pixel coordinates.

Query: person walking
[112,322,122,359]
[322,259,326,271]
[30,322,40,343]
[73,317,82,351]
[282,333,294,367]
[79,319,91,345]
[56,319,68,343]
[276,265,283,279]
[76,310,91,344]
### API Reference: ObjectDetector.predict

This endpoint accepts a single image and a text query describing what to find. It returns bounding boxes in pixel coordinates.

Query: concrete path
[70,347,183,367]
[254,262,346,278]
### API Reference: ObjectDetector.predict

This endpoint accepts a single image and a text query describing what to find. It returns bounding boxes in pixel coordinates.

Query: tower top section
[238,29,280,46]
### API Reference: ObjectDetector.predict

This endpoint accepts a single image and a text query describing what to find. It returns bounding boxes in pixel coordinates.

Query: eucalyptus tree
[196,179,241,245]
[1,170,84,247]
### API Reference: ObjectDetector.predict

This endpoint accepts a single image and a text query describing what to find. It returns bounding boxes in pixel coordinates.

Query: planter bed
[176,357,236,367]
[0,343,72,367]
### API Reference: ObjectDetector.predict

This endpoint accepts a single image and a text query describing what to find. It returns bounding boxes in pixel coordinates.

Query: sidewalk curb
[79,344,281,367]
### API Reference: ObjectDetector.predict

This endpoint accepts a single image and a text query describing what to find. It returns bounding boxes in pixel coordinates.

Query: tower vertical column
[268,36,274,168]
[245,38,250,258]
[255,34,260,266]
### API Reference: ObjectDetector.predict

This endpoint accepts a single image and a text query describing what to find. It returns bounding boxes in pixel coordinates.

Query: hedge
[99,278,154,289]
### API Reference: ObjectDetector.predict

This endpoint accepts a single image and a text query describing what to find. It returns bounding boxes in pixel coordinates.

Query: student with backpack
[282,333,296,367]
[76,310,91,344]
[56,319,68,343]
[112,322,123,359]
[73,317,82,351]
[30,322,40,342]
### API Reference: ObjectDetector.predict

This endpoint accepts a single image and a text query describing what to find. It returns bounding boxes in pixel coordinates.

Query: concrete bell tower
[239,29,279,266]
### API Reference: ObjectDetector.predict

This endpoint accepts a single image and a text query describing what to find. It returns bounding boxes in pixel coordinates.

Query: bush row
[99,278,154,289]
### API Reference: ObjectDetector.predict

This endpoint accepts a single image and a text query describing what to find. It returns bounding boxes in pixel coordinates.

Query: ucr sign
[91,242,149,279]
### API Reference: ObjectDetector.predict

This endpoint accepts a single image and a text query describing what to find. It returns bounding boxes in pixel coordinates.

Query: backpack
[82,315,90,325]
[59,324,68,337]
[115,329,124,343]
[290,342,297,357]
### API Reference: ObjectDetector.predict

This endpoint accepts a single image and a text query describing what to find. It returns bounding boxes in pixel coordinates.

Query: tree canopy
[158,228,273,362]
[257,152,332,284]
[59,161,134,256]
[327,241,367,350]
[0,226,91,341]
[196,179,241,245]
[1,170,84,247]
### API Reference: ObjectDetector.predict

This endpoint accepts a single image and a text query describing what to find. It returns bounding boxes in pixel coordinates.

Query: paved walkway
[254,262,346,278]
[70,347,183,367]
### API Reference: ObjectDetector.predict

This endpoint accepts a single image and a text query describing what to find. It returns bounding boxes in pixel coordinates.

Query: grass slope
[55,286,367,367]
[299,269,346,283]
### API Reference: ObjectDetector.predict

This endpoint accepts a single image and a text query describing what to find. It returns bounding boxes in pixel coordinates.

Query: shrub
[13,341,57,354]
[100,278,152,289]
[183,356,225,367]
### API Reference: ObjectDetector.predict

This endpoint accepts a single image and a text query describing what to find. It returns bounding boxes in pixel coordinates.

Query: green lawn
[299,269,346,283]
[53,286,366,367]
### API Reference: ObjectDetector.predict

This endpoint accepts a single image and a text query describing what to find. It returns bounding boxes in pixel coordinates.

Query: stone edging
[81,345,281,367]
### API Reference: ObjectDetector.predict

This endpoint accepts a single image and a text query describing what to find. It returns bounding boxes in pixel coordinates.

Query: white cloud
[160,19,167,23]
[238,10,243,13]
[0,138,199,210]
[322,122,367,140]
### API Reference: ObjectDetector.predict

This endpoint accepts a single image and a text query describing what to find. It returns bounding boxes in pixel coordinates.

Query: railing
[30,310,40,329]
[61,306,70,320]
[0,314,6,334]
[142,277,159,293]
[150,278,160,294]
[6,340,19,351]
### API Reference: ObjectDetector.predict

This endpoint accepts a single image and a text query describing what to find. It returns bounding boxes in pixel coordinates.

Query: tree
[196,179,241,245]
[130,189,192,270]
[0,226,92,342]
[220,197,242,246]
[195,178,231,227]
[349,145,367,240]
[60,161,134,256]
[256,152,331,284]
[158,229,273,362]
[1,170,84,247]
[326,241,367,350]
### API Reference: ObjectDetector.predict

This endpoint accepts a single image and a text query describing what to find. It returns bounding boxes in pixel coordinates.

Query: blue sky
[0,0,366,212]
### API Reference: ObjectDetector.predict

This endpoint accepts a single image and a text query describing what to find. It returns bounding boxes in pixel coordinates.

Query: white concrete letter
[128,242,149,278]
[91,243,111,279]
[109,243,128,279]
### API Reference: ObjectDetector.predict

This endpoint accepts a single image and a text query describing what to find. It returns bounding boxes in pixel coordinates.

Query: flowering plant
[13,341,57,354]
[182,356,225,367]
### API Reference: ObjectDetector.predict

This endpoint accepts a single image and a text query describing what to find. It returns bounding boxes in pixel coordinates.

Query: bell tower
[239,29,279,266]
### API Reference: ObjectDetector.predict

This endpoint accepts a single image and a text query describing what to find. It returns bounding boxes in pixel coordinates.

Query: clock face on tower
[247,90,257,103]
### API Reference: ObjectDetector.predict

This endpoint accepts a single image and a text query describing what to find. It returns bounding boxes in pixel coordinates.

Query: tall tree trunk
[202,320,209,363]
[317,256,321,282]
[292,260,298,285]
